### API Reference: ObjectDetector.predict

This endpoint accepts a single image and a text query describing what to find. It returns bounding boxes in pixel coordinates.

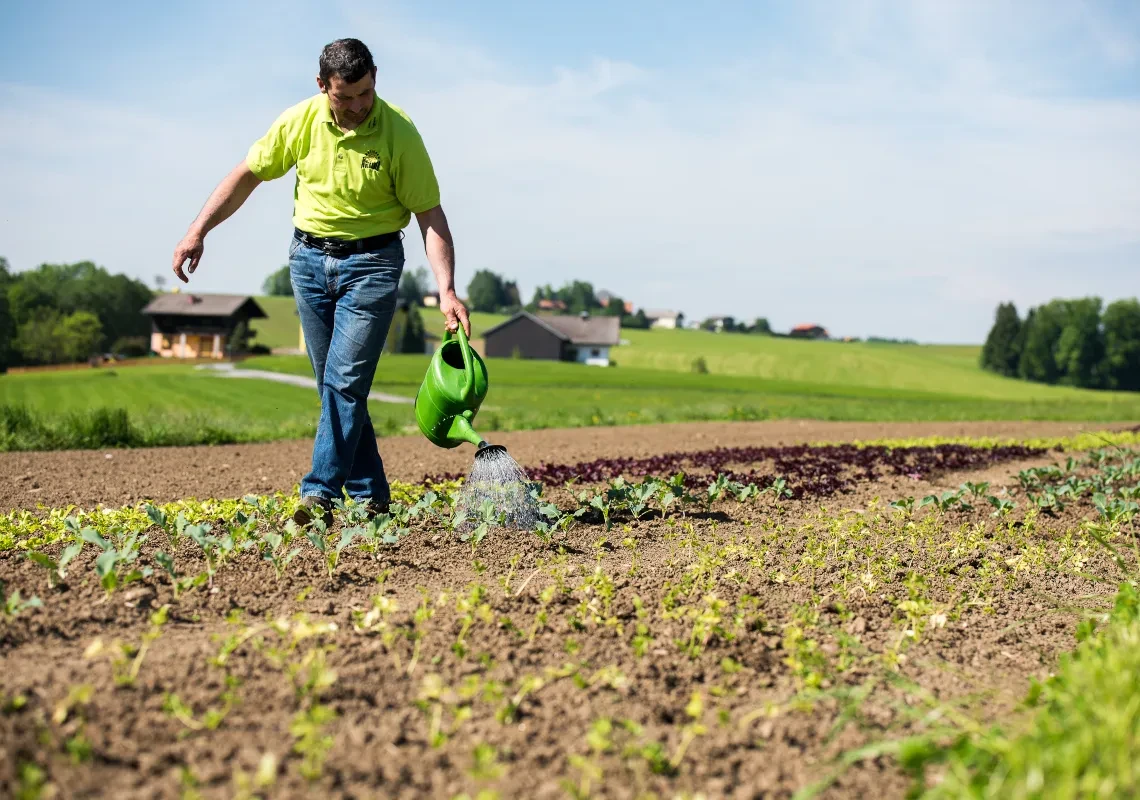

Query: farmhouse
[789,323,829,340]
[644,309,684,329]
[482,311,621,366]
[142,292,267,359]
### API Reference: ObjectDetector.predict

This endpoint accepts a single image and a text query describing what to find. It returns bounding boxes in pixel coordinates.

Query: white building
[644,309,684,329]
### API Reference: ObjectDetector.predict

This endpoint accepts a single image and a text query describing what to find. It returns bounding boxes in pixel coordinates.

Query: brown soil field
[1,420,1135,799]
[1,419,1129,512]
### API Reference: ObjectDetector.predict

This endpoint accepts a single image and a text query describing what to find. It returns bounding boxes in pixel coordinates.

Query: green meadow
[2,304,1138,451]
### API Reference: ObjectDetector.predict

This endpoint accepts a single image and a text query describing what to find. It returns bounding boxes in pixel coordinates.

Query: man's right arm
[172,161,263,283]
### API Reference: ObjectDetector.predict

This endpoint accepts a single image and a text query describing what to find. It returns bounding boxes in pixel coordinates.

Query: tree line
[0,257,155,373]
[980,297,1140,391]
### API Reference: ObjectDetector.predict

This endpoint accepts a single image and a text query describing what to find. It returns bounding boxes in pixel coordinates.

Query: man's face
[318,69,376,129]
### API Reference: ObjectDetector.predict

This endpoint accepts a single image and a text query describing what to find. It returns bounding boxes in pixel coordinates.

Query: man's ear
[317,76,328,94]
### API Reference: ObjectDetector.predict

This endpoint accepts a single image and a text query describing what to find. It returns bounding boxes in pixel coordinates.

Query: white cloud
[1,1,1137,343]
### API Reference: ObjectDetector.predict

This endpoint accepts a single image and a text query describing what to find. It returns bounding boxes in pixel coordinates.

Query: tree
[600,295,626,317]
[1055,297,1105,388]
[262,265,292,296]
[14,308,103,365]
[1101,298,1140,392]
[58,311,104,362]
[6,261,151,351]
[561,281,600,315]
[0,257,13,373]
[1018,301,1066,384]
[399,265,431,306]
[502,280,522,311]
[750,317,772,335]
[980,302,1023,377]
[227,320,254,356]
[15,308,66,365]
[621,308,649,329]
[401,304,426,353]
[466,270,510,312]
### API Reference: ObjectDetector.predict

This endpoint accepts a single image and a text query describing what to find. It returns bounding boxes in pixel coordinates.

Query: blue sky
[2,0,1138,343]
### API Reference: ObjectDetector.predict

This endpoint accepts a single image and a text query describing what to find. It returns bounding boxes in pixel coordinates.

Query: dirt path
[2,419,1132,512]
[194,362,413,404]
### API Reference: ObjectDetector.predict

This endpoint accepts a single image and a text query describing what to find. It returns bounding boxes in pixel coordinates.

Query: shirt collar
[320,93,382,133]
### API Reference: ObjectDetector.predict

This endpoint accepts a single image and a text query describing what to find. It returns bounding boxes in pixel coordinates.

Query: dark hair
[319,38,375,84]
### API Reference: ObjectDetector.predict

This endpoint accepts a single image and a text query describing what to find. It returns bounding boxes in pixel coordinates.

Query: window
[591,349,600,357]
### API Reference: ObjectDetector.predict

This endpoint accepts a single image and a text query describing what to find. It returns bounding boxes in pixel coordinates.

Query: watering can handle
[444,323,475,401]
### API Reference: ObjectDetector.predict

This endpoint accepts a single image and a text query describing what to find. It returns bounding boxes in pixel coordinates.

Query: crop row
[427,442,1048,499]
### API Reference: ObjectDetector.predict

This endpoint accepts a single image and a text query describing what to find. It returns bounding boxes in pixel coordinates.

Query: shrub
[111,336,151,358]
[691,357,709,374]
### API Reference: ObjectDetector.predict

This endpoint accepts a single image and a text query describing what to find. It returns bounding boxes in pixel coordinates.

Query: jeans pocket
[288,237,303,259]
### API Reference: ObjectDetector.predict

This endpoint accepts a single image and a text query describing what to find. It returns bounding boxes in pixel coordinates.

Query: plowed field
[2,420,1138,799]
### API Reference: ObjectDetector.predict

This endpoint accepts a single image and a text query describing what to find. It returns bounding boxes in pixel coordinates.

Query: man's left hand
[439,291,470,337]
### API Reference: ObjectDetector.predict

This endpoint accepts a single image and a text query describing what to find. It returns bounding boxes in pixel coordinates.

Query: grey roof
[142,293,267,318]
[482,311,621,346]
[643,309,682,319]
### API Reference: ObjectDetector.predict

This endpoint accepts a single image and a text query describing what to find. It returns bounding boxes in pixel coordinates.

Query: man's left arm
[415,205,470,337]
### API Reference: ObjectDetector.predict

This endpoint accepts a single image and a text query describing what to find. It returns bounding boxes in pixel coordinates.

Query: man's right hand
[172,231,204,283]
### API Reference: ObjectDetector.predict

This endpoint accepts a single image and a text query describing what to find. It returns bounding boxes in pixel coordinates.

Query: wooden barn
[142,292,267,359]
[481,311,621,366]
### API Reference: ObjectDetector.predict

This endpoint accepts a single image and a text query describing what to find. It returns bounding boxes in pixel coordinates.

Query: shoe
[358,497,391,520]
[293,495,334,527]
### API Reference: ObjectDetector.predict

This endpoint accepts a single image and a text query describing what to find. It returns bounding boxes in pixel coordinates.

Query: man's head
[317,38,377,130]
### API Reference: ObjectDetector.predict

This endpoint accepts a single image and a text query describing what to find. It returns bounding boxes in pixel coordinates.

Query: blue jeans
[288,233,404,504]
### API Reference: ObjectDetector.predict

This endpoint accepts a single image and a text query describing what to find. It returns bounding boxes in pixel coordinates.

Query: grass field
[251,299,1121,402]
[3,305,1138,451]
[250,295,303,350]
[0,365,413,450]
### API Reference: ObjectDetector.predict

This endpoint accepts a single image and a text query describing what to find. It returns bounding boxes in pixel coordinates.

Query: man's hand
[439,290,470,337]
[171,161,263,284]
[172,231,204,283]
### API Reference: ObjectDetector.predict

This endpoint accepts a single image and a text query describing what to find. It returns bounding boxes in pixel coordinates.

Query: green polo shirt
[246,93,440,239]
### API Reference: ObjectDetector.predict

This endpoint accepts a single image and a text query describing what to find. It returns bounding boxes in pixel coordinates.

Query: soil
[1,419,1130,513]
[0,421,1134,799]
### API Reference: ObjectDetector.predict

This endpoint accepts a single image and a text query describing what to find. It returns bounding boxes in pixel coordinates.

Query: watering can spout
[448,413,485,449]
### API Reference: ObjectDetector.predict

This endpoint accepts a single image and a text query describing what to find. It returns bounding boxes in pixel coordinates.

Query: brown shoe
[293,495,334,527]
[359,498,391,520]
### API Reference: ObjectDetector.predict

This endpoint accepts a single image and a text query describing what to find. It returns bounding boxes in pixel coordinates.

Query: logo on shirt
[361,150,382,171]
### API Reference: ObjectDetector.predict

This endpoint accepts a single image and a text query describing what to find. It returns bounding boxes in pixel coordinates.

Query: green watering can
[414,323,493,450]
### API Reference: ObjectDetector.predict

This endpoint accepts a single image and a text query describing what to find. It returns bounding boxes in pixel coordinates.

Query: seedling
[260,529,303,581]
[1094,493,1138,525]
[152,551,206,598]
[766,477,794,499]
[670,692,709,770]
[728,480,760,502]
[889,496,916,514]
[987,496,1017,517]
[183,523,242,589]
[25,542,83,588]
[145,503,191,548]
[2,580,42,617]
[918,490,968,514]
[960,481,991,500]
[706,474,730,507]
[81,527,152,596]
[628,479,659,518]
[290,703,337,781]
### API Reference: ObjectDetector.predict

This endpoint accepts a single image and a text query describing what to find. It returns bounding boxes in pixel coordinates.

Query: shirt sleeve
[245,109,298,181]
[392,118,441,213]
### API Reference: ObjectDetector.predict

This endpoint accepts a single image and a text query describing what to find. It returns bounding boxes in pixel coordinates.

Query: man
[171,38,469,526]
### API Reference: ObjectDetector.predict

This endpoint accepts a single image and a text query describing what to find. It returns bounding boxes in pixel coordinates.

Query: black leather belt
[293,227,402,255]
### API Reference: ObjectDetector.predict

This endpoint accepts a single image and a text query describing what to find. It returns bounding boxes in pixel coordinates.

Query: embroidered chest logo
[361,150,382,171]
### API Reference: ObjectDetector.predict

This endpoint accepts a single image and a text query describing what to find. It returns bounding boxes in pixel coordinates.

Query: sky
[1,0,1138,344]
